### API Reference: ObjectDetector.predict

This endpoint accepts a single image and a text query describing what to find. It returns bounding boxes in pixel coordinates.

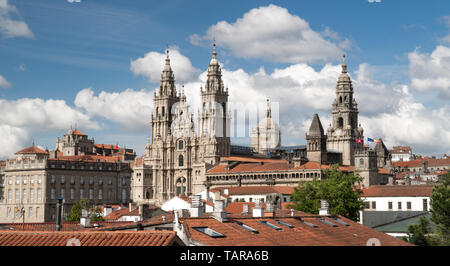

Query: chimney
[264,202,275,217]
[138,204,144,220]
[103,205,113,217]
[80,209,91,228]
[290,209,295,217]
[212,200,228,222]
[55,197,63,231]
[129,202,134,212]
[252,199,264,217]
[242,204,250,214]
[178,209,189,218]
[319,200,330,216]
[189,195,203,218]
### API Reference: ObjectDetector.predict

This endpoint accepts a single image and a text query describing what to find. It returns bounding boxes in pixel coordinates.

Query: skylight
[259,221,282,231]
[317,218,338,227]
[303,221,318,228]
[275,220,294,228]
[330,217,350,226]
[234,221,259,234]
[193,227,225,238]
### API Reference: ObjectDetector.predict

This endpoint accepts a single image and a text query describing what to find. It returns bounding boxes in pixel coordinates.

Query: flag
[356,138,363,144]
[367,138,374,143]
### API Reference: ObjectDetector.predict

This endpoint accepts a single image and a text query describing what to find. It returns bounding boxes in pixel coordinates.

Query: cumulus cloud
[0,98,99,159]
[130,47,200,83]
[0,74,11,88]
[190,4,349,63]
[0,0,34,39]
[409,45,450,99]
[361,91,450,156]
[0,125,30,159]
[74,88,154,131]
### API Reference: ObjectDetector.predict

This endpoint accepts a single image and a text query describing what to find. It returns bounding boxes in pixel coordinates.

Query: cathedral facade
[133,45,230,205]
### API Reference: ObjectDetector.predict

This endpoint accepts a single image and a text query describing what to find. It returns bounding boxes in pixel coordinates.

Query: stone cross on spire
[266,97,272,118]
[341,54,347,73]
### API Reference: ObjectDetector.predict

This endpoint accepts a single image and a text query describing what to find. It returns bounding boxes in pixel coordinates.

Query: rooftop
[0,230,181,246]
[362,185,435,197]
[180,214,411,246]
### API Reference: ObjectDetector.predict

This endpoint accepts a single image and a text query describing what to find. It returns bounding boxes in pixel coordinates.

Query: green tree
[290,165,365,221]
[90,206,104,222]
[66,199,104,222]
[67,198,89,222]
[402,216,434,246]
[430,172,450,245]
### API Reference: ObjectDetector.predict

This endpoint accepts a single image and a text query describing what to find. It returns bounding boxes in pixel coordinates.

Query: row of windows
[6,175,42,185]
[49,164,115,171]
[6,207,40,218]
[364,200,428,211]
[208,172,320,181]
[7,188,42,202]
[49,188,113,201]
[49,175,116,186]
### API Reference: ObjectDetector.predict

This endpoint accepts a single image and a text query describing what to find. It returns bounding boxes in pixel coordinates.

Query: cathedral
[131,46,393,206]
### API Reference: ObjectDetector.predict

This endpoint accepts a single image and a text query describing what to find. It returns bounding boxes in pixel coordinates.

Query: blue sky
[1,0,450,159]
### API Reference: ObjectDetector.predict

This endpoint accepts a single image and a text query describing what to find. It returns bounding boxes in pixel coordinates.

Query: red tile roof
[48,154,121,163]
[208,161,289,174]
[0,221,134,231]
[0,230,180,246]
[225,202,267,214]
[362,185,435,197]
[180,215,411,246]
[103,207,140,221]
[15,146,48,155]
[212,186,294,196]
[94,144,119,150]
[293,162,355,172]
[221,156,286,163]
[393,158,450,168]
[378,168,391,174]
[72,130,87,136]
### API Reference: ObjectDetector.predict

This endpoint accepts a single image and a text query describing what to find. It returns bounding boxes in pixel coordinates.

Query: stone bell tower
[326,55,364,166]
[198,43,230,165]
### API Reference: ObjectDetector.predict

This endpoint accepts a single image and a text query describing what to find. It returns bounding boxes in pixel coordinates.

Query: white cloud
[0,74,11,88]
[409,45,450,98]
[74,88,154,131]
[0,0,34,39]
[361,92,450,156]
[0,124,30,159]
[190,4,349,63]
[368,0,381,3]
[0,97,99,159]
[0,98,98,130]
[130,47,200,83]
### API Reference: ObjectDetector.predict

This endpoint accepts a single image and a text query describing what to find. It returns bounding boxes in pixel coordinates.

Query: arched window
[339,96,343,104]
[360,158,364,166]
[162,106,165,116]
[176,178,186,196]
[338,117,344,128]
[178,140,184,150]
[179,154,184,167]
